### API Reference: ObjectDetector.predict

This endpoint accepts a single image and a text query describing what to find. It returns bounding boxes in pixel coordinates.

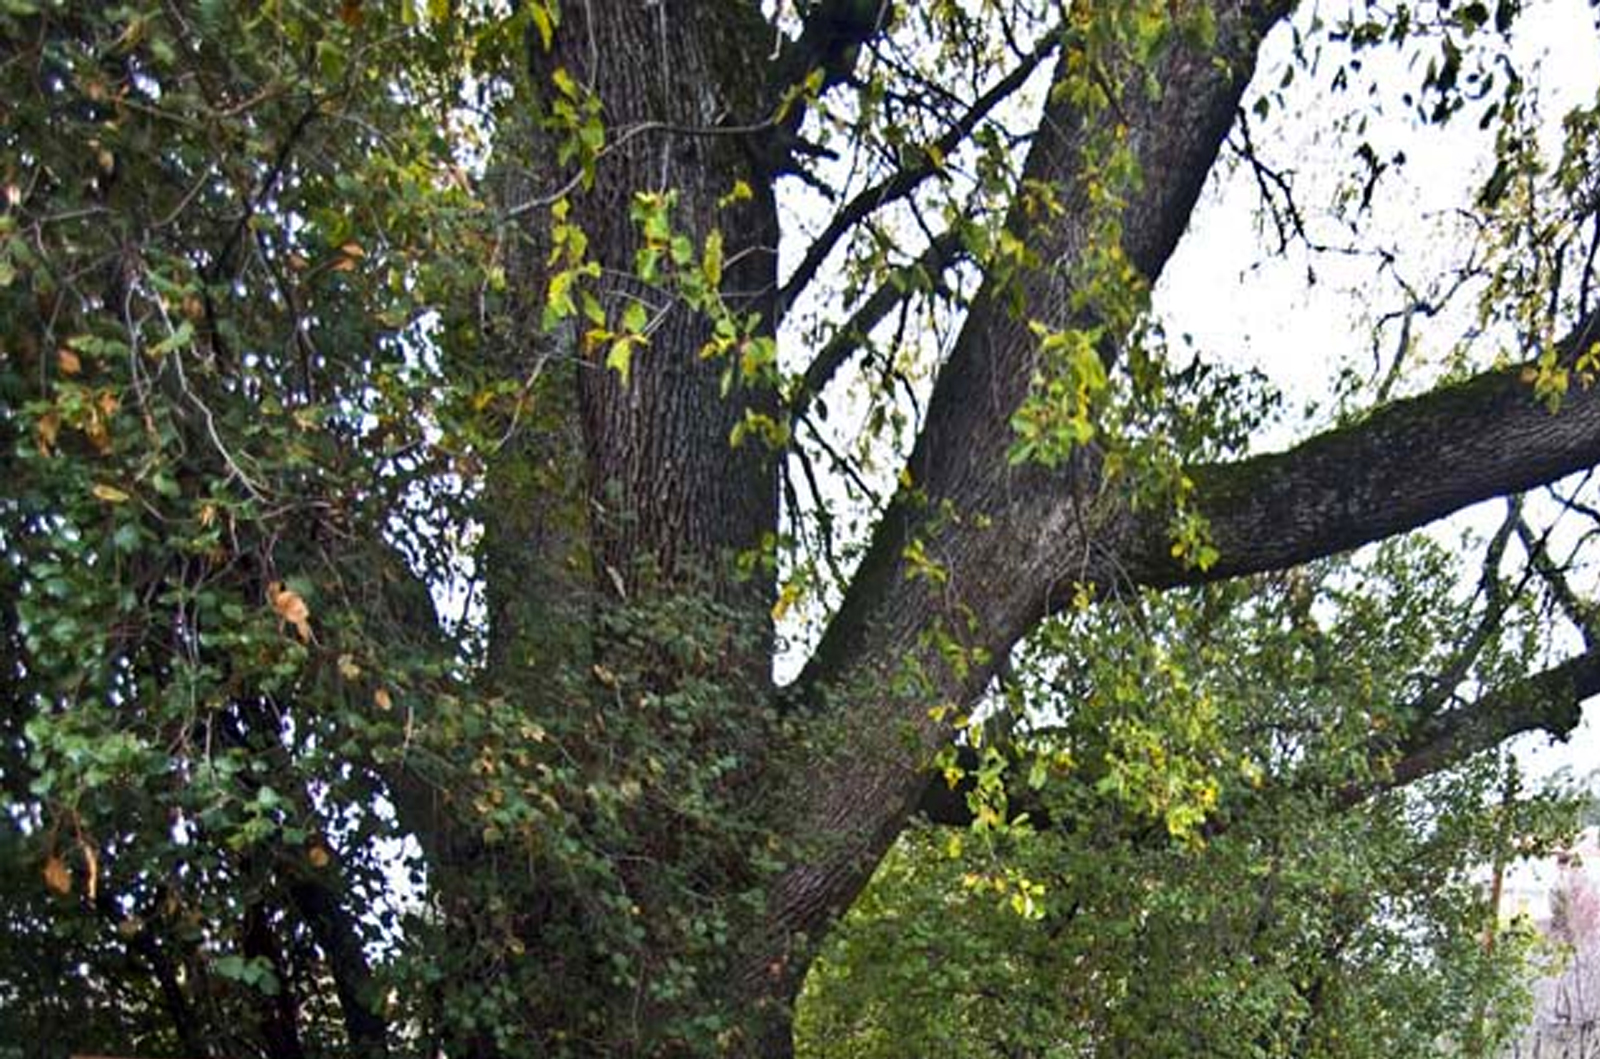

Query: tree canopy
[5,1,1600,1057]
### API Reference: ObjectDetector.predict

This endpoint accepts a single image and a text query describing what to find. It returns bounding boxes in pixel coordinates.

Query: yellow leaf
[551,66,579,100]
[373,687,393,711]
[85,419,111,455]
[770,582,801,623]
[92,483,130,503]
[337,654,362,680]
[529,3,555,49]
[43,855,71,895]
[703,228,723,288]
[308,845,331,869]
[268,581,313,643]
[57,347,81,375]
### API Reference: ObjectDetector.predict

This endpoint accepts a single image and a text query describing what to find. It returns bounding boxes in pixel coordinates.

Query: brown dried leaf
[268,581,312,643]
[42,855,71,896]
[85,419,112,454]
[35,411,60,454]
[373,687,393,711]
[57,347,81,375]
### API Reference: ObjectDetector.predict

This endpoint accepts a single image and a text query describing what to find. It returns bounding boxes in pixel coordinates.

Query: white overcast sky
[1155,0,1600,790]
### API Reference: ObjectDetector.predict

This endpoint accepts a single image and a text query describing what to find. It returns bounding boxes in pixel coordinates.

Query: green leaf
[703,229,723,289]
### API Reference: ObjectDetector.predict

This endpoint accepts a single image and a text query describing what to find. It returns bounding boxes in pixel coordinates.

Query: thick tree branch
[763,2,1600,1001]
[1356,644,1600,798]
[1124,311,1600,588]
[286,873,389,1057]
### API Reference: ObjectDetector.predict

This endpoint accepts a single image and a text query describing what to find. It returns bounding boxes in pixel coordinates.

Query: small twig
[502,115,785,220]
[790,224,966,422]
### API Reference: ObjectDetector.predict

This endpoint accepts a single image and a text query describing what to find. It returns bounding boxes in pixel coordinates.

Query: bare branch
[1362,644,1600,797]
[774,28,1059,319]
[1408,498,1524,719]
[1516,501,1600,646]
[789,224,965,421]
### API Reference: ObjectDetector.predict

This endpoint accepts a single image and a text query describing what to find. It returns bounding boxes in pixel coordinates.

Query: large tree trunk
[542,2,780,611]
[461,2,793,1054]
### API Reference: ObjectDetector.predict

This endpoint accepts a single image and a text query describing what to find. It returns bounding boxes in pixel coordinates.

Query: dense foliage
[800,536,1581,1058]
[5,1,1600,1057]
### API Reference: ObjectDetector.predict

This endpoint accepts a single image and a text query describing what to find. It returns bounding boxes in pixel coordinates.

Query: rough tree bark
[464,1,1600,1054]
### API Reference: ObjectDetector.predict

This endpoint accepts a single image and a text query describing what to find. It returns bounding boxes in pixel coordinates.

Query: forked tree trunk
[473,1,1288,1052]
[456,1,1600,1054]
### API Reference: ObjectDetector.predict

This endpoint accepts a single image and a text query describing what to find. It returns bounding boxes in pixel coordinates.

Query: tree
[1519,832,1600,1059]
[797,536,1578,1059]
[5,0,1600,1056]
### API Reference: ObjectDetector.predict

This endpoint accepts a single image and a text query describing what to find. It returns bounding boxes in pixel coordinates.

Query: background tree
[1517,828,1600,1058]
[799,531,1581,1059]
[6,1,1600,1057]
[1548,853,1600,1034]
